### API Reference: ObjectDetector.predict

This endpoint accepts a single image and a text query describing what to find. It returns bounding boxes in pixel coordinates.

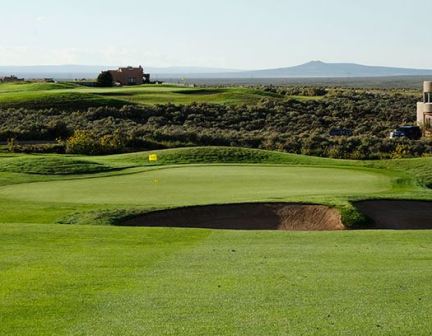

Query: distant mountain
[154,61,432,78]
[1,61,432,79]
[234,61,432,78]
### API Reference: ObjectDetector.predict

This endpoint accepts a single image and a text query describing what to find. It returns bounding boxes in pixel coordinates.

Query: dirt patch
[354,200,432,229]
[121,203,345,231]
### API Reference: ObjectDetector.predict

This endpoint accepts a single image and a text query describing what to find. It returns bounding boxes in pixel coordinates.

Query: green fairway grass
[0,89,127,109]
[1,147,432,335]
[0,82,322,108]
[0,156,113,175]
[0,147,430,225]
[0,82,77,93]
[1,224,432,335]
[0,165,393,206]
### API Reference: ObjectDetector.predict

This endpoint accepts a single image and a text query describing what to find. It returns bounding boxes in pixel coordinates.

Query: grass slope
[0,146,430,226]
[96,147,339,167]
[100,147,432,190]
[1,147,432,335]
[0,156,113,175]
[0,165,392,206]
[0,82,321,108]
[0,90,127,109]
[0,82,77,93]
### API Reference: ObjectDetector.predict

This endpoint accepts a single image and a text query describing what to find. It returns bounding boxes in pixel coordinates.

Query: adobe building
[417,81,432,128]
[106,66,150,85]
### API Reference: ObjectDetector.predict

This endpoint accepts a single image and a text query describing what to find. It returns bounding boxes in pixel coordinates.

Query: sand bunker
[354,200,432,230]
[121,203,345,231]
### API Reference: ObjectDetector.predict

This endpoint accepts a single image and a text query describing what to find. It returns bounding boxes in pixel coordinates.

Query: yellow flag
[148,154,158,162]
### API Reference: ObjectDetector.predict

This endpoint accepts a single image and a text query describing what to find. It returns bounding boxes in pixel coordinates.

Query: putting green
[0,165,392,207]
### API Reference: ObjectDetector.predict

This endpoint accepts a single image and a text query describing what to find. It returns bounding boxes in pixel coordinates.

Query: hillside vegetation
[1,85,429,159]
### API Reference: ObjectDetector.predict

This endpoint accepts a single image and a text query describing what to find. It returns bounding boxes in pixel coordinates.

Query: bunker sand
[121,203,345,231]
[355,200,432,230]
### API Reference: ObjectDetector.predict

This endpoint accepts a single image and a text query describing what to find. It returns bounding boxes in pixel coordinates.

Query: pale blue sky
[0,0,431,69]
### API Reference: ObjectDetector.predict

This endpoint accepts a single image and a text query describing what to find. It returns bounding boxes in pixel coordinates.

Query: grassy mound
[370,157,432,188]
[0,156,113,175]
[74,86,292,105]
[101,147,339,167]
[0,147,430,226]
[0,82,78,93]
[0,165,393,206]
[0,91,128,109]
[0,83,321,109]
[101,147,432,189]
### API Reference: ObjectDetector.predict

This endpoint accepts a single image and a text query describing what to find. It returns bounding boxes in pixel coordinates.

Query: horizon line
[1,60,432,72]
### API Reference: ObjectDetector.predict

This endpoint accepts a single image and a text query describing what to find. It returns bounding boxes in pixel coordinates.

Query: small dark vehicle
[390,126,422,140]
[329,128,353,137]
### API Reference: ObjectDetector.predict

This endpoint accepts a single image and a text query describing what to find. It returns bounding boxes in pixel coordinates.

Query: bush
[65,130,125,155]
[1,87,431,159]
[10,143,65,154]
[96,71,113,87]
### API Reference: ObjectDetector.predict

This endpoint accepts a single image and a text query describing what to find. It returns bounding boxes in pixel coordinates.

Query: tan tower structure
[417,81,432,127]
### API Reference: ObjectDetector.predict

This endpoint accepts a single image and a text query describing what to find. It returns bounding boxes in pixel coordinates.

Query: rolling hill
[238,61,432,78]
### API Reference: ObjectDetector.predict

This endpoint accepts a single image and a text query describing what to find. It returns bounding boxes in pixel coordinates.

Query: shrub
[96,71,113,87]
[2,87,431,159]
[65,130,125,155]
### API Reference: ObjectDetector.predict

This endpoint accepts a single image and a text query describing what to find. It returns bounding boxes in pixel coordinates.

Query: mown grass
[0,156,113,175]
[0,82,322,108]
[1,224,432,335]
[0,165,393,206]
[369,157,432,188]
[0,146,430,227]
[1,147,432,335]
[68,85,293,105]
[94,147,346,168]
[99,147,432,190]
[0,82,77,93]
[0,90,127,109]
